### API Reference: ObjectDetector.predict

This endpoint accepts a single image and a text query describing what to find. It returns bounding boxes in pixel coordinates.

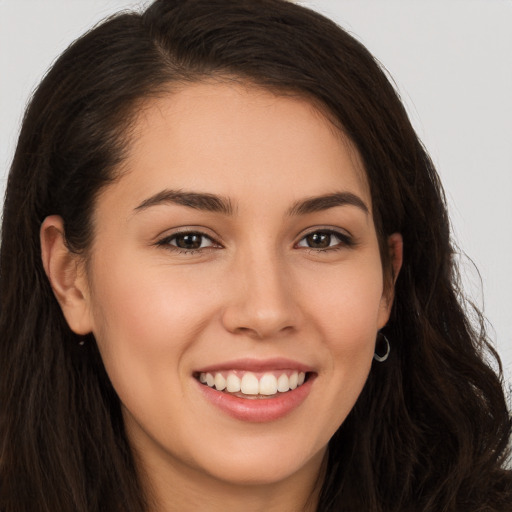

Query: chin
[195,439,326,488]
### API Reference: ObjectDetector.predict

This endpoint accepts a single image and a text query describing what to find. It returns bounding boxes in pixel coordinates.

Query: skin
[41,82,402,512]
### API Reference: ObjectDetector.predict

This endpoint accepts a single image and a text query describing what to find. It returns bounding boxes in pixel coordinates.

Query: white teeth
[226,373,241,392]
[259,373,278,395]
[214,373,226,391]
[289,372,298,390]
[241,373,259,395]
[199,370,307,396]
[277,373,290,392]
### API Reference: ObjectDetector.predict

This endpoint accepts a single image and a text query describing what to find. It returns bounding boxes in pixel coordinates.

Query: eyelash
[296,229,354,253]
[156,231,221,254]
[156,229,354,255]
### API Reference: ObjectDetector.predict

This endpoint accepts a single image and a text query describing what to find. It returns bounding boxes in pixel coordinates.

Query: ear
[377,232,403,328]
[388,232,403,284]
[40,215,93,335]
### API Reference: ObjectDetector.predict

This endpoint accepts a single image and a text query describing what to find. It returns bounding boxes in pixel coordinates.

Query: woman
[0,0,510,511]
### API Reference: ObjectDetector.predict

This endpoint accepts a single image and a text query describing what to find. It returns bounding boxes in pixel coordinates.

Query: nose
[221,250,301,340]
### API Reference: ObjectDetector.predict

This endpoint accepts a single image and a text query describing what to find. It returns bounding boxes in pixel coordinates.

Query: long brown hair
[1,1,510,511]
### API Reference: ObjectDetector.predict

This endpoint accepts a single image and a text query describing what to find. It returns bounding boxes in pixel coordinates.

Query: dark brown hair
[1,1,510,511]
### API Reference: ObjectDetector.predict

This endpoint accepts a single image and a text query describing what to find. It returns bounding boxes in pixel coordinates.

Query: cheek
[90,253,215,345]
[86,253,220,401]
[290,258,384,448]
[302,256,385,345]
[301,256,383,404]
[86,256,222,438]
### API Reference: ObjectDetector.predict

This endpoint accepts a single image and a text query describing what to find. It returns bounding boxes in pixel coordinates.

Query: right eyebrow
[287,191,369,216]
[133,189,235,215]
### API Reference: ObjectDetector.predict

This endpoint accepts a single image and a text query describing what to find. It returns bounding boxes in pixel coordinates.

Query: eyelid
[295,225,353,240]
[153,225,222,242]
[154,227,223,252]
[294,226,355,250]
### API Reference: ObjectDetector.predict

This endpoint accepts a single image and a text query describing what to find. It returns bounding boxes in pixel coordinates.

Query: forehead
[106,81,371,212]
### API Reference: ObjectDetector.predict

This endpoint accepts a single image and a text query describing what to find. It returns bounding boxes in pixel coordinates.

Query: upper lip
[194,357,315,374]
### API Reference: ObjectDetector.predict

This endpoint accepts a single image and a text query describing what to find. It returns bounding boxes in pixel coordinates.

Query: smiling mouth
[195,370,310,399]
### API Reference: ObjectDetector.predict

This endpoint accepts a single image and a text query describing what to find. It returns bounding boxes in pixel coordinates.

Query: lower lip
[196,376,315,423]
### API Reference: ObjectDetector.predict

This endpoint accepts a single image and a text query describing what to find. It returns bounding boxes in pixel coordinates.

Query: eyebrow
[287,192,369,216]
[133,189,368,217]
[134,189,235,215]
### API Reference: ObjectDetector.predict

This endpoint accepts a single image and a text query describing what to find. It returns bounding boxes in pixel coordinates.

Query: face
[70,83,400,491]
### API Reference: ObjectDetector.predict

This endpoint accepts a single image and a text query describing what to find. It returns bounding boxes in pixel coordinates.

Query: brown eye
[175,233,203,249]
[304,232,332,249]
[161,232,216,251]
[296,230,352,250]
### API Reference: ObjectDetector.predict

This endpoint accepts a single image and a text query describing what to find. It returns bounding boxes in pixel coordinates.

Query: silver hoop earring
[373,333,390,362]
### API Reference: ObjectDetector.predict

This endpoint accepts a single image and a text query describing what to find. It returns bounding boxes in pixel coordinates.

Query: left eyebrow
[134,189,235,215]
[287,192,369,216]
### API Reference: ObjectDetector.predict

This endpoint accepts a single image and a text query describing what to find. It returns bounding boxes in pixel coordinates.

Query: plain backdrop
[1,0,511,386]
